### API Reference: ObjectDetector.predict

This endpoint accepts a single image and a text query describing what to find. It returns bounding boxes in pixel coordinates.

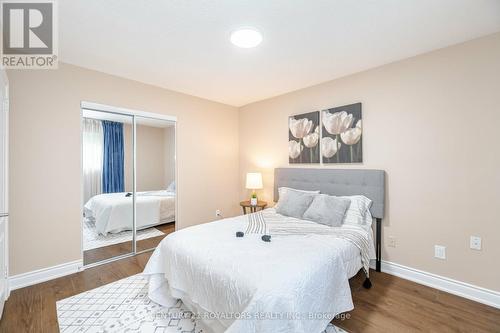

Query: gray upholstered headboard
[274,168,385,218]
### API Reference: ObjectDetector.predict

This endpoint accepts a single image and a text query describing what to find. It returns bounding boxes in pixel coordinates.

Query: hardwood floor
[83,222,175,265]
[334,271,500,333]
[0,253,151,333]
[1,253,499,332]
[136,223,176,252]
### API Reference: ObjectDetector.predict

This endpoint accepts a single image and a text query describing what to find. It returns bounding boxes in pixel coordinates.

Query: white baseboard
[6,258,500,309]
[8,259,83,292]
[371,260,500,309]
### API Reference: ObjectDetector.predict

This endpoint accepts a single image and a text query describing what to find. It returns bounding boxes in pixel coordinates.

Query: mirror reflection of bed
[82,109,176,266]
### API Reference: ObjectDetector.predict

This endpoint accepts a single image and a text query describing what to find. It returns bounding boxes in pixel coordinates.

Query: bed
[84,190,176,235]
[143,168,385,333]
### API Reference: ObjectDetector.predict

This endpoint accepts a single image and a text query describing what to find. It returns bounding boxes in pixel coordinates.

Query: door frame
[0,69,9,306]
[80,101,178,268]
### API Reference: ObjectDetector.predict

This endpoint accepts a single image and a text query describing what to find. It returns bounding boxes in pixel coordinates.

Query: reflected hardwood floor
[83,222,175,265]
[1,252,499,332]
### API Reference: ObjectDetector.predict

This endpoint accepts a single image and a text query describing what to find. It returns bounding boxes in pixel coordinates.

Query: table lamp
[246,172,263,206]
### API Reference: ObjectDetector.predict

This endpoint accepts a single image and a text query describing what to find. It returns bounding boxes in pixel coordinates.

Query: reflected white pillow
[166,181,176,192]
[340,195,372,226]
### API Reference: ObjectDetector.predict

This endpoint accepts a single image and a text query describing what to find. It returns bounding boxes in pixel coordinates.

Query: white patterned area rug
[56,274,348,333]
[83,218,164,251]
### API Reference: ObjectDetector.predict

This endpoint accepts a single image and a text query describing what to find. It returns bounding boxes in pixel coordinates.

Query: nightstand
[240,200,267,215]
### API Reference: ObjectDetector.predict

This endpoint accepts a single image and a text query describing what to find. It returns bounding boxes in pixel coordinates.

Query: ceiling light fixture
[230,28,262,48]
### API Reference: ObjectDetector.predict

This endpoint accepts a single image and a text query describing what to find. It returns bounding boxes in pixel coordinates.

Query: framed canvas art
[321,103,362,163]
[288,111,320,163]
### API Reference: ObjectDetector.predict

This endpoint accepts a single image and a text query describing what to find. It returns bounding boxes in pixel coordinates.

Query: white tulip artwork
[321,103,362,163]
[288,111,320,163]
[288,140,303,159]
[303,126,319,148]
[321,136,340,158]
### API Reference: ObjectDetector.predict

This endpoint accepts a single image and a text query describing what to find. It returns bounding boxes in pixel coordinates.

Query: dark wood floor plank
[334,271,500,332]
[1,251,499,332]
[1,286,42,332]
[40,284,59,333]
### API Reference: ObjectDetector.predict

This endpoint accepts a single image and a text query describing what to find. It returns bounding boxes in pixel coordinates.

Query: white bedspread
[84,190,175,235]
[143,208,375,333]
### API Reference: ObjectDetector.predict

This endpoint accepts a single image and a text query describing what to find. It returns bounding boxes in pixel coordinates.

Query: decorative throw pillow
[340,195,373,226]
[275,190,316,219]
[303,194,351,227]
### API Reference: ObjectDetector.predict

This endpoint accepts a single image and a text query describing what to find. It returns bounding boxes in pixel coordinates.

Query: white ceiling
[60,0,500,107]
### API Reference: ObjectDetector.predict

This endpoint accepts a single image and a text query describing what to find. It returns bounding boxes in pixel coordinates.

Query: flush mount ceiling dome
[230,28,263,48]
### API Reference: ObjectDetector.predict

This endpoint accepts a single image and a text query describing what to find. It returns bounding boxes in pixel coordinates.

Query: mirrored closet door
[135,117,176,253]
[82,110,134,265]
[81,106,176,267]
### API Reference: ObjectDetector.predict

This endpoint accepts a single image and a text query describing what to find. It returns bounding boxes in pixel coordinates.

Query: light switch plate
[434,245,446,259]
[470,236,482,250]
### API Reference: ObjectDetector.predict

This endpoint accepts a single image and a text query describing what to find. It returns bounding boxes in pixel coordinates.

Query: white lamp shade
[246,172,263,190]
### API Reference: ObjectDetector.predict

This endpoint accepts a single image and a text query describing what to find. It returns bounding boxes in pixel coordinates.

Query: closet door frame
[80,101,177,268]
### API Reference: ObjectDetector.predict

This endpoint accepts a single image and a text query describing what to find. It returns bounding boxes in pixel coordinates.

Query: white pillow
[278,187,320,197]
[166,181,176,192]
[363,209,374,229]
[340,195,373,227]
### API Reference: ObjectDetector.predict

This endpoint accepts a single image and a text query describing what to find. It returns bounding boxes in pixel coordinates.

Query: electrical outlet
[388,236,396,248]
[434,245,446,260]
[215,209,222,218]
[470,236,482,250]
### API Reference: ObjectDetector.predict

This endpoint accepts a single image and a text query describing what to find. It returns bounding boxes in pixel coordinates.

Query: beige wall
[8,33,500,292]
[239,33,500,291]
[163,126,176,187]
[123,124,173,192]
[8,63,240,275]
[136,124,171,191]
